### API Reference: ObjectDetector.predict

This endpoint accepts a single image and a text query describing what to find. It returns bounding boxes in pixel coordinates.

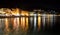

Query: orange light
[5,18,10,32]
[21,17,25,29]
[25,17,28,30]
[13,18,20,29]
[38,14,41,31]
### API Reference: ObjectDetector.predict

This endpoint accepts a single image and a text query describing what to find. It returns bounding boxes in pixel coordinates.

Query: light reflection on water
[38,15,41,31]
[0,15,59,35]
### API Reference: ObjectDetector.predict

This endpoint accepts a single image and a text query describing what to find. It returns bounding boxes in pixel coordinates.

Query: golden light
[22,17,25,28]
[15,8,20,16]
[0,8,30,16]
[25,11,29,16]
[13,18,20,29]
[38,14,41,16]
[25,17,28,30]
[30,13,34,16]
[38,14,41,30]
[21,11,29,16]
[21,11,25,16]
[11,8,20,16]
[5,18,10,32]
[21,17,26,29]
[0,11,5,14]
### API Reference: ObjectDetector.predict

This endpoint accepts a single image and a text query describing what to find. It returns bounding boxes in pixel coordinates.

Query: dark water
[0,15,60,35]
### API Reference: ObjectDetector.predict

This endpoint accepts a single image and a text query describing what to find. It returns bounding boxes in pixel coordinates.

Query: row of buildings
[0,8,58,16]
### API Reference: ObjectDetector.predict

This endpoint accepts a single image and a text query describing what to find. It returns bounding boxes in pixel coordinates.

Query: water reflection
[34,14,37,30]
[38,14,41,31]
[46,14,56,28]
[13,17,20,33]
[0,14,58,35]
[5,18,9,32]
[21,17,26,30]
[41,14,46,30]
[25,17,28,31]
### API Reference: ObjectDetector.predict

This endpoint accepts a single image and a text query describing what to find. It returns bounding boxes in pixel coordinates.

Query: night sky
[0,0,60,12]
